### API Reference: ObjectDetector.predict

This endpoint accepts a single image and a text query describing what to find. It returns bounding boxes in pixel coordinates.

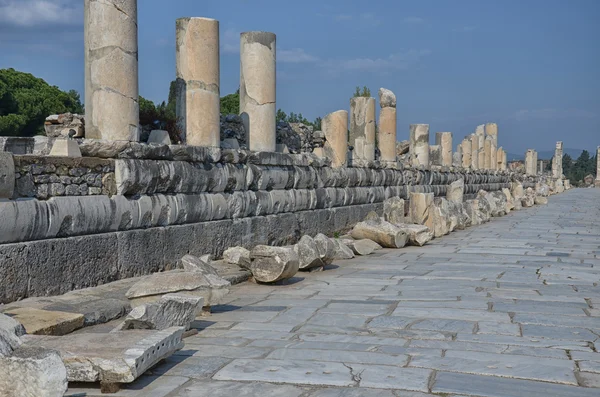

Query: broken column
[350,96,376,162]
[470,134,479,169]
[525,149,536,176]
[486,123,498,170]
[84,0,139,141]
[496,147,505,170]
[409,124,430,167]
[533,150,538,175]
[321,110,348,167]
[484,136,493,169]
[378,88,397,164]
[476,125,485,169]
[461,138,472,169]
[596,146,600,186]
[176,17,220,147]
[552,141,563,179]
[240,32,276,152]
[435,132,453,167]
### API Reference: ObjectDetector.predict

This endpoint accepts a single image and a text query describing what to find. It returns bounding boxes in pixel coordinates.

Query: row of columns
[457,123,506,171]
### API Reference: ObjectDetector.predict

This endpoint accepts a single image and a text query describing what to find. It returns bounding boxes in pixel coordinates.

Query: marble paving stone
[368,316,414,329]
[213,358,355,386]
[391,307,510,322]
[410,318,476,333]
[577,372,600,388]
[65,375,190,397]
[269,307,318,324]
[457,333,592,350]
[267,348,409,366]
[501,346,568,359]
[307,387,396,396]
[410,349,577,384]
[477,321,521,336]
[319,303,391,316]
[353,365,433,391]
[432,371,600,397]
[174,380,306,397]
[579,360,600,373]
[175,345,271,359]
[297,333,409,347]
[149,355,232,379]
[229,322,295,332]
[513,313,600,328]
[521,324,598,341]
[408,339,508,353]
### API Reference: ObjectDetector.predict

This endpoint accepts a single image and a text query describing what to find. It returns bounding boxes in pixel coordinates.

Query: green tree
[312,116,322,131]
[0,68,84,136]
[220,89,239,115]
[353,86,371,97]
[276,109,287,123]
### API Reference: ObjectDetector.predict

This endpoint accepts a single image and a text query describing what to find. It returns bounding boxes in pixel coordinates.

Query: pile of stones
[44,113,85,139]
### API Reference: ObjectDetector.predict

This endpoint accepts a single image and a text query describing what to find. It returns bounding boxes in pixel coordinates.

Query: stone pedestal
[49,140,82,158]
[461,139,472,168]
[240,32,276,152]
[435,132,453,167]
[84,0,139,141]
[322,110,348,168]
[378,88,397,163]
[176,17,220,148]
[350,97,376,161]
[552,141,563,179]
[409,124,430,167]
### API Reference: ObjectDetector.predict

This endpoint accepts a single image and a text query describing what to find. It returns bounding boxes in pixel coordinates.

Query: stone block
[0,152,15,199]
[49,139,82,157]
[147,130,172,145]
[118,294,203,330]
[3,307,84,336]
[249,245,299,283]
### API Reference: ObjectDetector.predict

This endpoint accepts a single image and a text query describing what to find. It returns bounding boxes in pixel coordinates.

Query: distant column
[533,150,538,175]
[552,141,563,178]
[453,143,463,167]
[435,132,453,167]
[378,88,397,163]
[596,146,600,185]
[461,138,472,168]
[475,125,485,169]
[240,31,276,152]
[525,149,535,175]
[484,136,492,169]
[176,17,220,147]
[350,97,376,162]
[84,0,139,141]
[486,123,498,171]
[496,147,504,170]
[470,134,479,169]
[409,124,430,167]
[322,110,348,168]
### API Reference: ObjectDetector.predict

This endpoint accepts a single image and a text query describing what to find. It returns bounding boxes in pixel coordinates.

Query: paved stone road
[68,189,600,397]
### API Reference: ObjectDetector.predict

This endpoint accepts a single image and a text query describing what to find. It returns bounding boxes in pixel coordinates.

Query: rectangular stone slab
[3,307,84,335]
[22,326,184,384]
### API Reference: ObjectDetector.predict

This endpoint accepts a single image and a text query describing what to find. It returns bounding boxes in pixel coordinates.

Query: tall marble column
[486,123,498,171]
[470,134,479,169]
[378,88,397,163]
[435,132,453,167]
[84,0,139,141]
[596,146,600,185]
[533,150,538,175]
[321,110,348,168]
[525,149,536,175]
[484,136,492,169]
[409,124,430,167]
[176,17,220,147]
[240,31,276,152]
[350,97,376,162]
[552,141,563,178]
[461,138,472,169]
[475,125,485,169]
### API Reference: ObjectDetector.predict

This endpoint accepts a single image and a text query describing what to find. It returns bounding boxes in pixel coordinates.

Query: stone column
[435,132,453,167]
[596,146,600,186]
[484,136,492,169]
[453,143,463,167]
[240,32,276,152]
[525,149,535,175]
[350,97,376,162]
[378,88,396,163]
[176,17,220,147]
[470,134,479,169]
[552,141,563,178]
[486,123,498,170]
[475,125,485,169]
[429,145,442,166]
[321,110,348,168]
[533,151,538,175]
[496,147,504,170]
[84,0,139,141]
[409,124,430,167]
[461,138,472,168]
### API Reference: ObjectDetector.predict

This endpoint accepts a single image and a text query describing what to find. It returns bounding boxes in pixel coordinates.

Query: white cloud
[279,48,319,63]
[0,0,82,27]
[335,49,432,72]
[403,16,425,24]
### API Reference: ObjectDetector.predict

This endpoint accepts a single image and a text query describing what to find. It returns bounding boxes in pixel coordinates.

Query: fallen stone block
[0,346,68,397]
[391,223,433,246]
[331,238,355,259]
[180,254,219,276]
[293,235,324,271]
[125,270,230,307]
[42,297,131,327]
[313,233,337,265]
[249,245,299,283]
[446,178,464,204]
[23,327,184,386]
[535,196,548,205]
[223,246,251,270]
[0,312,25,357]
[342,239,377,256]
[409,192,435,230]
[383,197,406,225]
[208,260,252,285]
[502,188,515,212]
[351,219,408,248]
[2,307,84,336]
[117,294,203,331]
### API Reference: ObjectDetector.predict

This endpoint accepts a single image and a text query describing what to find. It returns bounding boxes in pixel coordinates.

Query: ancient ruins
[0,1,597,396]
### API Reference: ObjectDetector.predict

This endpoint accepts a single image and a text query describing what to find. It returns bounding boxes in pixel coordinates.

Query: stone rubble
[351,218,408,249]
[293,235,324,271]
[249,245,300,283]
[180,254,220,276]
[117,293,203,331]
[44,113,85,138]
[0,312,25,357]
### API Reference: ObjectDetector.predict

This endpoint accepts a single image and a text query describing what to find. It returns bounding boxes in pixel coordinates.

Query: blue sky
[0,0,598,155]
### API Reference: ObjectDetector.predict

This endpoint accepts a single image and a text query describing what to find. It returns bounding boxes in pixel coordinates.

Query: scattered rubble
[117,294,203,331]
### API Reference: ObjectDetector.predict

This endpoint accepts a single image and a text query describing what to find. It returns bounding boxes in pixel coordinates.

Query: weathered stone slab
[175,380,306,397]
[180,254,219,276]
[3,307,84,336]
[118,294,203,330]
[0,346,68,397]
[23,327,185,384]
